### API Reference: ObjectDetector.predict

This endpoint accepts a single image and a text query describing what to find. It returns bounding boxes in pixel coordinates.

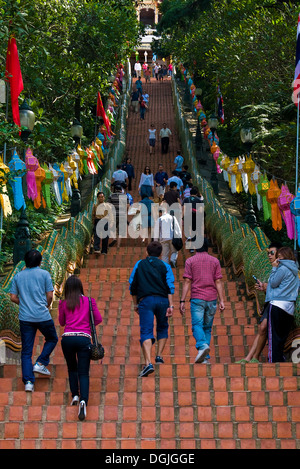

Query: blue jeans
[190,299,217,352]
[19,319,58,384]
[61,336,91,403]
[138,296,169,346]
[140,106,146,119]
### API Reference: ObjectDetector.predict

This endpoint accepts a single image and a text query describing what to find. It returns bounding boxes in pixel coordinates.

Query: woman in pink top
[59,276,102,420]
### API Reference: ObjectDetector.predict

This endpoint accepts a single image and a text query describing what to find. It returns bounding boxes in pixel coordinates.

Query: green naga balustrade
[171,72,300,358]
[0,61,132,352]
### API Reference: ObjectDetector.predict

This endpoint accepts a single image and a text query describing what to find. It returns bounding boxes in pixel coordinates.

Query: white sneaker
[25,381,34,392]
[33,362,51,376]
[78,400,86,421]
[71,395,79,406]
[195,346,210,363]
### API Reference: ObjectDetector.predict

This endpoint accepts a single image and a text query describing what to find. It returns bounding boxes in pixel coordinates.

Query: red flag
[96,91,111,136]
[5,37,24,127]
[294,13,300,106]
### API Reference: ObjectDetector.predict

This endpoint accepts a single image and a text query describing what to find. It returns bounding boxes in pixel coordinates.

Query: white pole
[294,93,300,252]
[0,82,9,252]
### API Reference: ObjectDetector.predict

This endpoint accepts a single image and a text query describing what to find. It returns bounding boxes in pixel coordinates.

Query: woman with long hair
[266,246,299,362]
[138,166,154,199]
[59,275,102,420]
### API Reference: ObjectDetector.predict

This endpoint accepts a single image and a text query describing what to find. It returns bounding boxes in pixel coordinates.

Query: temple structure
[136,0,162,26]
[134,0,163,63]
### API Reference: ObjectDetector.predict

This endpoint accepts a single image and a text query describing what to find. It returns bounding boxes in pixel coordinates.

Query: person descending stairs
[1,75,300,450]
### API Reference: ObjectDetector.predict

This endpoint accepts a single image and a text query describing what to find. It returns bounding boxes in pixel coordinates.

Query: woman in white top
[148,124,156,154]
[138,166,154,198]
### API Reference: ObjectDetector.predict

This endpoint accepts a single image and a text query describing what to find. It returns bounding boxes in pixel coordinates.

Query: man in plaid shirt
[180,238,225,363]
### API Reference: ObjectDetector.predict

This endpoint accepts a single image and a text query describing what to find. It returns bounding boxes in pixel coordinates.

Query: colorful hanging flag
[293,13,300,106]
[96,91,112,136]
[5,36,24,126]
[217,85,224,123]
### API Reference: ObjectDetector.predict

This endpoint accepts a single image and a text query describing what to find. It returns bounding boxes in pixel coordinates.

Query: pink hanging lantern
[277,184,295,240]
[25,148,39,201]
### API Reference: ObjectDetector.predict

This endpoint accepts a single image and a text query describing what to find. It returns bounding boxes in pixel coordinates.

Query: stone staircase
[1,78,300,450]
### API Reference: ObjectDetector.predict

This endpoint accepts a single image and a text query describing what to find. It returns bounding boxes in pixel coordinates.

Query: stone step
[2,77,298,450]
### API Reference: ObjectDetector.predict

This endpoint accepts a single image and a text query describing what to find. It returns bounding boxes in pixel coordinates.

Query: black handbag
[171,216,183,251]
[89,297,105,361]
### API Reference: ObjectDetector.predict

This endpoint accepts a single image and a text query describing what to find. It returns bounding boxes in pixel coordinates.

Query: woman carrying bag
[265,247,299,362]
[59,276,102,420]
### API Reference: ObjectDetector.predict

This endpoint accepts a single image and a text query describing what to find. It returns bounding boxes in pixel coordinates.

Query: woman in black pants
[59,276,102,420]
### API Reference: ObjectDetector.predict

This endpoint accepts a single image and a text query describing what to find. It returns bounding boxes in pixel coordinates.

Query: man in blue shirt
[10,249,58,392]
[154,164,168,198]
[174,151,184,174]
[167,171,184,195]
[129,241,175,377]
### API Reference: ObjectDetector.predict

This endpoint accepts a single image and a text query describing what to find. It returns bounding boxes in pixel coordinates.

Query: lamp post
[19,99,35,144]
[240,127,258,228]
[70,119,83,217]
[184,74,192,108]
[13,100,36,265]
[71,118,83,148]
[195,89,205,165]
[208,114,219,195]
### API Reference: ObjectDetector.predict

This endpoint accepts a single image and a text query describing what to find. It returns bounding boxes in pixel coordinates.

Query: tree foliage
[155,0,299,188]
[0,0,140,161]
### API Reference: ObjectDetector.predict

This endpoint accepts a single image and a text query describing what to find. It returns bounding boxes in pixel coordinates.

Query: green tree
[0,0,140,160]
[155,0,299,189]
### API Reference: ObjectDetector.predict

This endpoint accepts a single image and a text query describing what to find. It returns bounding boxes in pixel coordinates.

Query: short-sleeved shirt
[10,267,54,322]
[112,169,128,183]
[160,128,172,138]
[183,252,222,301]
[163,189,180,206]
[154,171,168,187]
[174,155,184,171]
[167,176,183,190]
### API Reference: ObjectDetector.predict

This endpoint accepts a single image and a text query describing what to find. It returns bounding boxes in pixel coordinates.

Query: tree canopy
[154,0,299,189]
[0,0,141,161]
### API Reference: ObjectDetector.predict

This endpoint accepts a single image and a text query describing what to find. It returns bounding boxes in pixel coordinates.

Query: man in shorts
[129,241,175,377]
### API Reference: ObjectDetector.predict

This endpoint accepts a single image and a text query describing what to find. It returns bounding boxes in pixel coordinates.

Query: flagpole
[294,94,299,253]
[94,92,98,140]
[0,82,9,253]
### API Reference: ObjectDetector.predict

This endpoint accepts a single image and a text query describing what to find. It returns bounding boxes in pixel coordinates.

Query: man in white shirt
[134,61,142,78]
[154,208,182,268]
[111,165,128,189]
[159,123,172,154]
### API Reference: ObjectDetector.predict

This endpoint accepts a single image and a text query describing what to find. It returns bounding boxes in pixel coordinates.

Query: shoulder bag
[171,216,183,251]
[89,297,105,361]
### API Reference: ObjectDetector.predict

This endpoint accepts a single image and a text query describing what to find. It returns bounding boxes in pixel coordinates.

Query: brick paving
[1,77,300,449]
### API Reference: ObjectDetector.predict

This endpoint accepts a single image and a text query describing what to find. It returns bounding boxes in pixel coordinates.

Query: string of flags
[0,139,103,216]
[0,60,125,217]
[179,64,300,246]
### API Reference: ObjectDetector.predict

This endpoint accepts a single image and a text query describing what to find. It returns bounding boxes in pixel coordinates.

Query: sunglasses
[267,250,276,255]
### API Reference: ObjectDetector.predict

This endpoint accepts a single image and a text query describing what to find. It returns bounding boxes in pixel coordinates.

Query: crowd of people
[8,62,299,424]
[133,59,173,82]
